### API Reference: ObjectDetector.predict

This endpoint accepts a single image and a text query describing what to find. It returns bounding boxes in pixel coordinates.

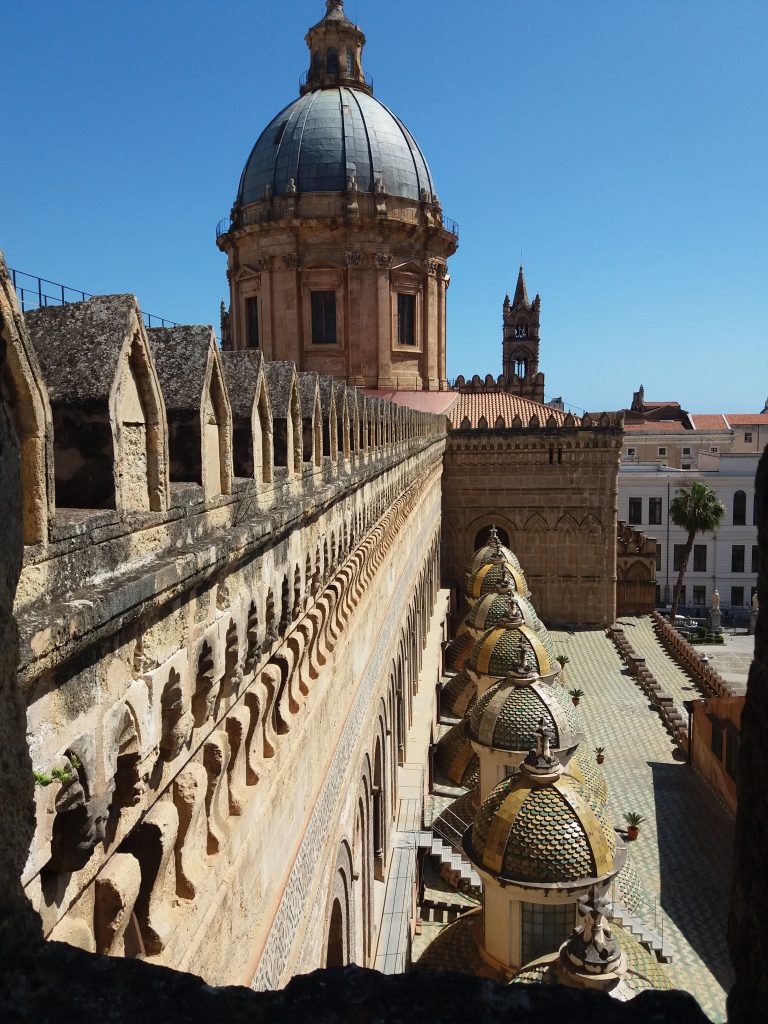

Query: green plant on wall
[33,753,80,787]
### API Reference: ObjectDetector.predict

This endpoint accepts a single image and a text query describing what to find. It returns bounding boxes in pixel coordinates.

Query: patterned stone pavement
[616,615,705,718]
[550,625,734,1023]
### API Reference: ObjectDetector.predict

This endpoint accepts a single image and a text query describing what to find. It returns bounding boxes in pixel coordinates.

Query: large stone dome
[237,87,436,206]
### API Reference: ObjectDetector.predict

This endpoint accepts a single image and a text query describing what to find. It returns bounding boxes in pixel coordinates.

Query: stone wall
[1,253,447,985]
[441,420,623,624]
[728,441,768,1022]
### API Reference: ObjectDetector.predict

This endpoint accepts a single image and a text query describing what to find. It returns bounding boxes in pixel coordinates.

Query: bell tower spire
[502,262,543,402]
[302,0,372,95]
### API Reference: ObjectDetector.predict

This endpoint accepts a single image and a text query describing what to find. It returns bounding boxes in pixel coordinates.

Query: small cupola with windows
[301,1,373,95]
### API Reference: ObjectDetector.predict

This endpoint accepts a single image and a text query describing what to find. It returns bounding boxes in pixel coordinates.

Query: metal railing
[299,69,374,91]
[216,216,232,239]
[8,267,180,330]
[443,217,459,238]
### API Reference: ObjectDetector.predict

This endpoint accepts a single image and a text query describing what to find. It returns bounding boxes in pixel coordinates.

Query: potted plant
[556,654,570,683]
[594,747,606,765]
[569,688,584,707]
[624,811,646,841]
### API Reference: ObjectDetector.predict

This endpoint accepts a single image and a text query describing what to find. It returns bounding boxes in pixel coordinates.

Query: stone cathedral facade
[0,0,648,997]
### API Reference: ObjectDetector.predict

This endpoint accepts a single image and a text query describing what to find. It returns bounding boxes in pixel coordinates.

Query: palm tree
[668,481,726,620]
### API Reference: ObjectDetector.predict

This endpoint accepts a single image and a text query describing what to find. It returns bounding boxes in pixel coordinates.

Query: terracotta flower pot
[572,697,580,707]
[596,754,605,765]
[627,825,639,841]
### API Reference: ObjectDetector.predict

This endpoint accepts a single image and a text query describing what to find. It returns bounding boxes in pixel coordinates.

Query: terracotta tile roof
[363,389,459,414]
[689,413,729,430]
[725,413,768,425]
[623,421,690,433]
[448,392,576,429]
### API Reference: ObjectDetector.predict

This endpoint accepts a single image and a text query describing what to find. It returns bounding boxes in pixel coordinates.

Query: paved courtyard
[550,623,734,1022]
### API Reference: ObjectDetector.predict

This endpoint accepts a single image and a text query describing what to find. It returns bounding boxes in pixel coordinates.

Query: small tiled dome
[468,625,555,681]
[466,774,615,885]
[441,666,477,719]
[468,677,583,755]
[435,721,478,788]
[511,922,672,994]
[469,527,522,574]
[465,562,530,602]
[443,629,476,673]
[465,593,556,666]
[566,744,608,811]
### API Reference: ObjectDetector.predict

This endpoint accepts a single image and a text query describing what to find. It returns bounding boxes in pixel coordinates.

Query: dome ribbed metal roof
[237,87,435,205]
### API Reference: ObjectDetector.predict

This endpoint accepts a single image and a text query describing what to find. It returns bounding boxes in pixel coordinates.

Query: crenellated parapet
[3,251,448,982]
[1,255,445,573]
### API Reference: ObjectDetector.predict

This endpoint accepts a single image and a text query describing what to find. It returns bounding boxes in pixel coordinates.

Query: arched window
[733,490,746,526]
[345,48,354,77]
[326,898,345,967]
[514,357,528,377]
[327,47,339,75]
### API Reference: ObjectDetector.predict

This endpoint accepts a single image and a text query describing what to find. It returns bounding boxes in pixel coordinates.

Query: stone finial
[521,719,561,781]
[499,596,525,632]
[561,887,623,977]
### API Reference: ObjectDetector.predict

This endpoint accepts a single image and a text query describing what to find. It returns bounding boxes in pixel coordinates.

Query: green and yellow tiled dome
[468,677,583,755]
[435,720,479,788]
[510,922,672,994]
[441,666,477,719]
[466,774,616,885]
[468,625,555,681]
[566,744,608,811]
[465,561,530,602]
[470,531,522,574]
[444,629,476,672]
[465,594,554,661]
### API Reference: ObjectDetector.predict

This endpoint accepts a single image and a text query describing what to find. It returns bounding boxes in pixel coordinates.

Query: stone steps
[607,900,674,963]
[430,835,482,889]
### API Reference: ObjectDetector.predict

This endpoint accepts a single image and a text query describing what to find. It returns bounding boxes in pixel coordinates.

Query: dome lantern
[302,1,372,96]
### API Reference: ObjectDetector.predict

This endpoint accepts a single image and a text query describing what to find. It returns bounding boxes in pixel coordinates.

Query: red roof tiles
[448,392,576,429]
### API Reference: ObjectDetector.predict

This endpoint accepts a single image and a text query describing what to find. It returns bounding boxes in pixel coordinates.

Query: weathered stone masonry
[1,251,446,985]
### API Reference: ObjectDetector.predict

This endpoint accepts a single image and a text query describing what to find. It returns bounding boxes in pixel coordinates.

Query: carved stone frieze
[282,254,300,270]
[374,253,393,269]
[345,251,365,267]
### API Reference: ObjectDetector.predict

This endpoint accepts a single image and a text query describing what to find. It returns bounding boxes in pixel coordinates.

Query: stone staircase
[429,834,482,889]
[606,898,674,963]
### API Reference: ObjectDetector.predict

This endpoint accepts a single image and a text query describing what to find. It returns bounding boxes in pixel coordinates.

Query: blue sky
[2,1,766,413]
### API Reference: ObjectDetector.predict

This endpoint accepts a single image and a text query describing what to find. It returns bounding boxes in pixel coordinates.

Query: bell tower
[502,264,543,402]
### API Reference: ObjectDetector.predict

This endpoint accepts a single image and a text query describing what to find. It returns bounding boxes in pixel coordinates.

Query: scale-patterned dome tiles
[510,924,672,992]
[470,540,522,573]
[469,625,554,679]
[466,562,529,602]
[444,630,475,673]
[468,679,580,754]
[615,848,646,917]
[469,777,614,885]
[441,667,476,719]
[435,721,477,787]
[464,594,553,671]
[568,744,608,811]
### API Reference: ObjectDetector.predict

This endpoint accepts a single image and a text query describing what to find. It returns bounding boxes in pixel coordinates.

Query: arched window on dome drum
[345,48,354,76]
[327,47,339,75]
[733,490,746,526]
[474,525,510,549]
